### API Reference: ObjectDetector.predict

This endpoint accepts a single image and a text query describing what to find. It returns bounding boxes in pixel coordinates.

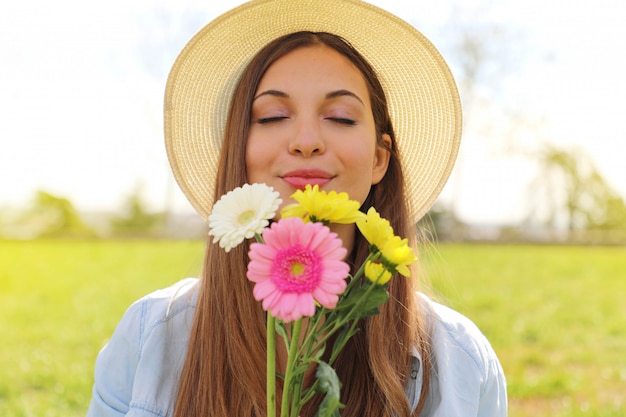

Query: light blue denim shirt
[87,278,507,416]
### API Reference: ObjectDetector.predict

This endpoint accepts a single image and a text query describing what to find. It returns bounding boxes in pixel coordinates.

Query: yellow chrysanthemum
[364,260,392,285]
[378,236,416,277]
[355,207,395,248]
[281,184,365,224]
[357,207,416,277]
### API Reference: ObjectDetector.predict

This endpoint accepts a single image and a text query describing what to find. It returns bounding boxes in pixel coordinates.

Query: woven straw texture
[164,0,462,221]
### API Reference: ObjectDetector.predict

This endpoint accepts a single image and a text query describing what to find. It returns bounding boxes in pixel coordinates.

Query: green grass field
[1,240,624,416]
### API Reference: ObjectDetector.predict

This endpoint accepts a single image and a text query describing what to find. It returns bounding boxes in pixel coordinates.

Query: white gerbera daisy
[208,183,282,252]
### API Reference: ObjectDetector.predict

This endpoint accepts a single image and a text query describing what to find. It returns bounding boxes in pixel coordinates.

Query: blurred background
[1,2,625,416]
[1,0,625,243]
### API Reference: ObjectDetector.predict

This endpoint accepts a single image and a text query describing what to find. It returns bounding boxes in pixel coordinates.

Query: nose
[288,117,325,157]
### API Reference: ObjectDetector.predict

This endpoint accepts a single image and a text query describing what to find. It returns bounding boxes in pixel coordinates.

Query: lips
[282,169,333,190]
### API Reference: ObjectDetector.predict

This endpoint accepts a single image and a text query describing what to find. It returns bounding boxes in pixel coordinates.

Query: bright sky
[1,0,625,225]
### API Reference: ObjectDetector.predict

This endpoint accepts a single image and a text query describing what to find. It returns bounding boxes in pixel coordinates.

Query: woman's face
[245,45,390,209]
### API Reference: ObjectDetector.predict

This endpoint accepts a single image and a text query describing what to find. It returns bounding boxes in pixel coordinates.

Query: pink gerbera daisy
[247,217,349,322]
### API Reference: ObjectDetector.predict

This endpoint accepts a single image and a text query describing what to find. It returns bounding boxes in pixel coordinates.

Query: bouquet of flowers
[208,183,416,417]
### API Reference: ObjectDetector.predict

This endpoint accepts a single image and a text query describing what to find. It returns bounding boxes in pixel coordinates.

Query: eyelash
[255,116,356,126]
[328,117,356,126]
[257,116,288,124]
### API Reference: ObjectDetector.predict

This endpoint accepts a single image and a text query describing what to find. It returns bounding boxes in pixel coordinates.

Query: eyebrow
[253,89,288,101]
[325,89,364,105]
[253,89,364,105]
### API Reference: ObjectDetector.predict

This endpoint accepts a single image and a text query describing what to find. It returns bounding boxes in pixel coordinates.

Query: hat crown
[165,0,461,221]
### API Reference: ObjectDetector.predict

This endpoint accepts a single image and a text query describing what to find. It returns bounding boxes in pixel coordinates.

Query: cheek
[244,152,259,182]
[345,149,380,203]
[341,139,377,171]
[245,136,271,181]
[245,136,260,168]
[244,152,258,184]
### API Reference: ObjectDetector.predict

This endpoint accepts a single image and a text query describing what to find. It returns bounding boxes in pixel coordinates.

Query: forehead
[257,45,370,95]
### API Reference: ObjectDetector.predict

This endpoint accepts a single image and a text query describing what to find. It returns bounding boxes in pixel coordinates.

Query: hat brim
[165,0,462,221]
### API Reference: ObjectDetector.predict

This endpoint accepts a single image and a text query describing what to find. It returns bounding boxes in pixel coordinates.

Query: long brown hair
[174,31,431,417]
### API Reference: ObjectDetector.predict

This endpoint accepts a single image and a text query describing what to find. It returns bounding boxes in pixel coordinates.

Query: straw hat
[165,0,462,222]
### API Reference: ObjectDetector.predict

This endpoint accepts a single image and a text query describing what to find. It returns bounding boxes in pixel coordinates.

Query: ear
[371,133,392,185]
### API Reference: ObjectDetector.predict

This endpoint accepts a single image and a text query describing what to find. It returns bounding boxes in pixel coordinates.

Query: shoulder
[418,294,508,416]
[422,294,498,375]
[111,278,198,346]
[100,277,199,356]
[87,278,199,416]
[127,277,199,328]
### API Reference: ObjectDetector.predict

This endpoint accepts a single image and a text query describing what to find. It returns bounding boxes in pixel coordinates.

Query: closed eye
[328,117,356,126]
[257,116,288,124]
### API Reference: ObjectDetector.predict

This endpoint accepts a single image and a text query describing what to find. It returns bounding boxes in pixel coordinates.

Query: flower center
[237,209,255,225]
[291,262,305,275]
[271,245,322,293]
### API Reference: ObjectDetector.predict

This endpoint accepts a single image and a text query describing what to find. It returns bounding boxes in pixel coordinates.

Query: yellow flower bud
[364,261,393,285]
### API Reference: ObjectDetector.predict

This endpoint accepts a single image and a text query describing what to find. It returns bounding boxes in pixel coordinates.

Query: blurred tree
[587,195,626,232]
[25,191,97,238]
[418,203,467,242]
[529,145,626,232]
[422,7,526,223]
[110,191,165,238]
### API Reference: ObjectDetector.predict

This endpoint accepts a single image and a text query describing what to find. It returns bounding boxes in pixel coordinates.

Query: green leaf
[361,286,389,310]
[314,362,344,417]
[274,321,290,348]
[311,345,325,361]
[333,287,367,319]
[342,286,389,320]
[293,363,311,379]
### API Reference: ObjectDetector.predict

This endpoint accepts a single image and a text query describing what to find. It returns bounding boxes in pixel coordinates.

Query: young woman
[87,2,507,416]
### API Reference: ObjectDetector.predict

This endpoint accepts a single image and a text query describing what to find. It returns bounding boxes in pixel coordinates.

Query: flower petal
[281,184,365,225]
[208,183,282,252]
[246,217,349,322]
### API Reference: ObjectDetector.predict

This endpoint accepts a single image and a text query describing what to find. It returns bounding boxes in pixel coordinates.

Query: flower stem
[281,319,303,417]
[310,276,381,363]
[267,313,276,417]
